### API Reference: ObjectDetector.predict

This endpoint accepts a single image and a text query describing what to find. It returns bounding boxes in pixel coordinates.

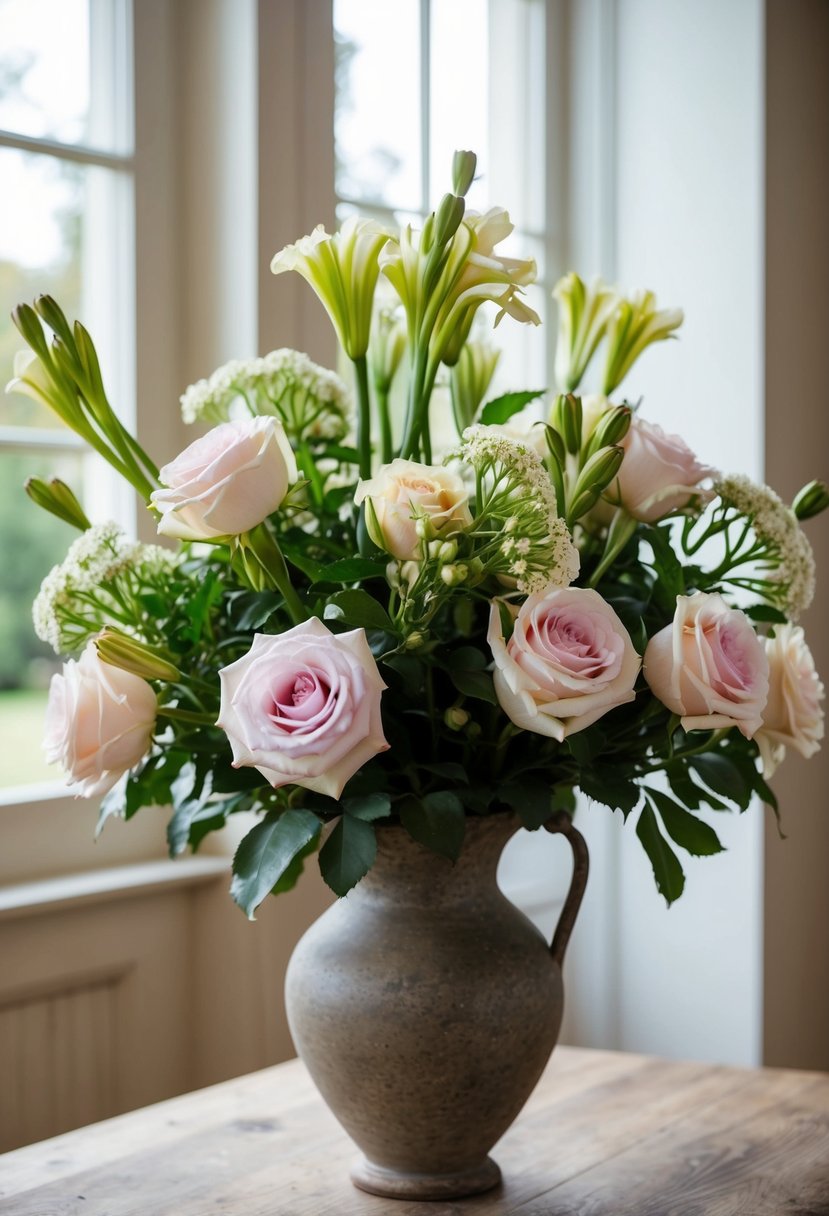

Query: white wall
[562,0,766,1066]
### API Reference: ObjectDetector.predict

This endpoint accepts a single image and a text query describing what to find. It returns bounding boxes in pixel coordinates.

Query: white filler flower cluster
[179,348,352,443]
[33,524,176,653]
[716,474,816,619]
[455,426,580,594]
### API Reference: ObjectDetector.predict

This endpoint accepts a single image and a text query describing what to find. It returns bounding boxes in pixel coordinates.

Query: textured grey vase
[285,810,588,1201]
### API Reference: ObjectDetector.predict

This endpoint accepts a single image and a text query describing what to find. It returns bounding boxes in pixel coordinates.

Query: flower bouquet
[8,150,826,1198]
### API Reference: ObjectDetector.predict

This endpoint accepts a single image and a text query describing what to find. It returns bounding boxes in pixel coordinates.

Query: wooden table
[1,1046,828,1214]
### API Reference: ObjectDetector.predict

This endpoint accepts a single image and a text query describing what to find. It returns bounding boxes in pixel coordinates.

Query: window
[333,0,551,399]
[0,0,133,793]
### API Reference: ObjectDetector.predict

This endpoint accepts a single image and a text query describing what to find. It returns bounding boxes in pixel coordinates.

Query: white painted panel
[609,0,764,1066]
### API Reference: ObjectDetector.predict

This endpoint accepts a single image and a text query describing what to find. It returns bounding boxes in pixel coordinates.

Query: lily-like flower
[271,216,392,360]
[602,289,683,395]
[552,273,619,393]
[6,348,57,410]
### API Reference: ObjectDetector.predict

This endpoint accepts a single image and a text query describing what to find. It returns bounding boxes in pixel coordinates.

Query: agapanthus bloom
[553,273,619,392]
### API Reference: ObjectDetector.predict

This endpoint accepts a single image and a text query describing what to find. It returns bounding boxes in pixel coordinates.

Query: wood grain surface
[1,1046,827,1215]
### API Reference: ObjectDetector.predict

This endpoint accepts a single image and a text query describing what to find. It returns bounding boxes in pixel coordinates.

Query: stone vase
[284,810,589,1201]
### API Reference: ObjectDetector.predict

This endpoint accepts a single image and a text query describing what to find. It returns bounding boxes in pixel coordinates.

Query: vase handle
[544,812,589,968]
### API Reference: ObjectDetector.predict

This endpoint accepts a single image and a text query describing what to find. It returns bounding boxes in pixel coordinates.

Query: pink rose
[644,592,769,737]
[151,416,297,540]
[488,587,641,740]
[354,459,472,560]
[755,623,824,777]
[615,416,715,523]
[44,642,157,797]
[217,618,388,799]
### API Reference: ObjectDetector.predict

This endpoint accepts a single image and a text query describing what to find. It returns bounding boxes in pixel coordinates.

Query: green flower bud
[433,193,466,247]
[440,564,459,586]
[452,149,477,197]
[552,393,583,455]
[583,405,632,461]
[404,630,425,650]
[793,480,829,521]
[438,539,458,562]
[444,706,470,731]
[25,477,91,531]
[95,630,180,683]
[573,445,625,499]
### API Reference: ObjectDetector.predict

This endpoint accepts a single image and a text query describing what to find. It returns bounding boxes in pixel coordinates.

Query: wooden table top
[1,1045,828,1214]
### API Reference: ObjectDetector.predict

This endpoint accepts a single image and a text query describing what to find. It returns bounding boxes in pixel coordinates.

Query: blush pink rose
[488,587,641,740]
[644,592,769,737]
[151,416,297,540]
[354,459,472,560]
[217,618,388,799]
[44,642,157,797]
[615,416,715,523]
[755,623,824,777]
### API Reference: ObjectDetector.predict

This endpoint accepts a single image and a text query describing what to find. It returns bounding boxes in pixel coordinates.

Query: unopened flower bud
[552,393,583,455]
[542,423,567,467]
[438,539,457,562]
[452,149,477,196]
[573,445,625,499]
[415,516,432,540]
[400,561,420,585]
[427,540,442,559]
[405,631,425,650]
[444,706,470,731]
[793,479,829,522]
[434,192,466,246]
[95,630,180,683]
[386,561,401,590]
[584,405,632,460]
[25,477,91,531]
[441,564,459,586]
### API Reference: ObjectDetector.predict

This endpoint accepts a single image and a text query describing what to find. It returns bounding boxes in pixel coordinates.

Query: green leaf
[480,389,545,426]
[183,569,222,643]
[341,792,392,822]
[271,834,320,894]
[382,653,425,694]
[323,589,396,633]
[689,753,750,810]
[645,524,685,602]
[636,803,685,905]
[446,646,488,671]
[319,814,377,895]
[579,768,642,817]
[400,791,466,860]
[498,775,553,830]
[235,591,283,631]
[312,558,388,584]
[744,603,788,624]
[448,667,498,704]
[420,761,468,784]
[646,788,725,857]
[566,725,607,766]
[231,809,322,919]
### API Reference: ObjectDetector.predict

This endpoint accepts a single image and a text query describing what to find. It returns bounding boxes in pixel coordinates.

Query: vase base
[350,1154,501,1200]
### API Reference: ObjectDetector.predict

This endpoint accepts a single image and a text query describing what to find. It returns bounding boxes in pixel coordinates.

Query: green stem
[376,386,393,463]
[353,355,373,479]
[244,525,308,625]
[157,706,215,726]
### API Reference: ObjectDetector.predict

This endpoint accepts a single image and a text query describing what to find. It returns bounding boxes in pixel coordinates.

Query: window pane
[429,0,489,211]
[334,0,422,210]
[0,0,130,152]
[0,446,85,790]
[0,146,130,429]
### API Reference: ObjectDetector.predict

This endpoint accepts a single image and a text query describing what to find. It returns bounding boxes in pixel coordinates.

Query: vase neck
[350,813,520,908]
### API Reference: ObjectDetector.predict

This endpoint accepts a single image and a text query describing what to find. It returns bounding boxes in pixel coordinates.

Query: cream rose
[43,642,157,797]
[354,458,472,560]
[151,416,297,541]
[644,592,769,737]
[488,587,641,740]
[755,623,824,776]
[217,618,388,799]
[615,416,715,523]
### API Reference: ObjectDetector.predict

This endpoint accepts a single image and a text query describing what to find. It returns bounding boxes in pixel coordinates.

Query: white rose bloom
[354,459,472,560]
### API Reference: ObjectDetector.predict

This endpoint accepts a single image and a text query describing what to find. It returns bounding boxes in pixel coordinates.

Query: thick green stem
[376,387,393,463]
[243,525,308,625]
[353,355,373,479]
